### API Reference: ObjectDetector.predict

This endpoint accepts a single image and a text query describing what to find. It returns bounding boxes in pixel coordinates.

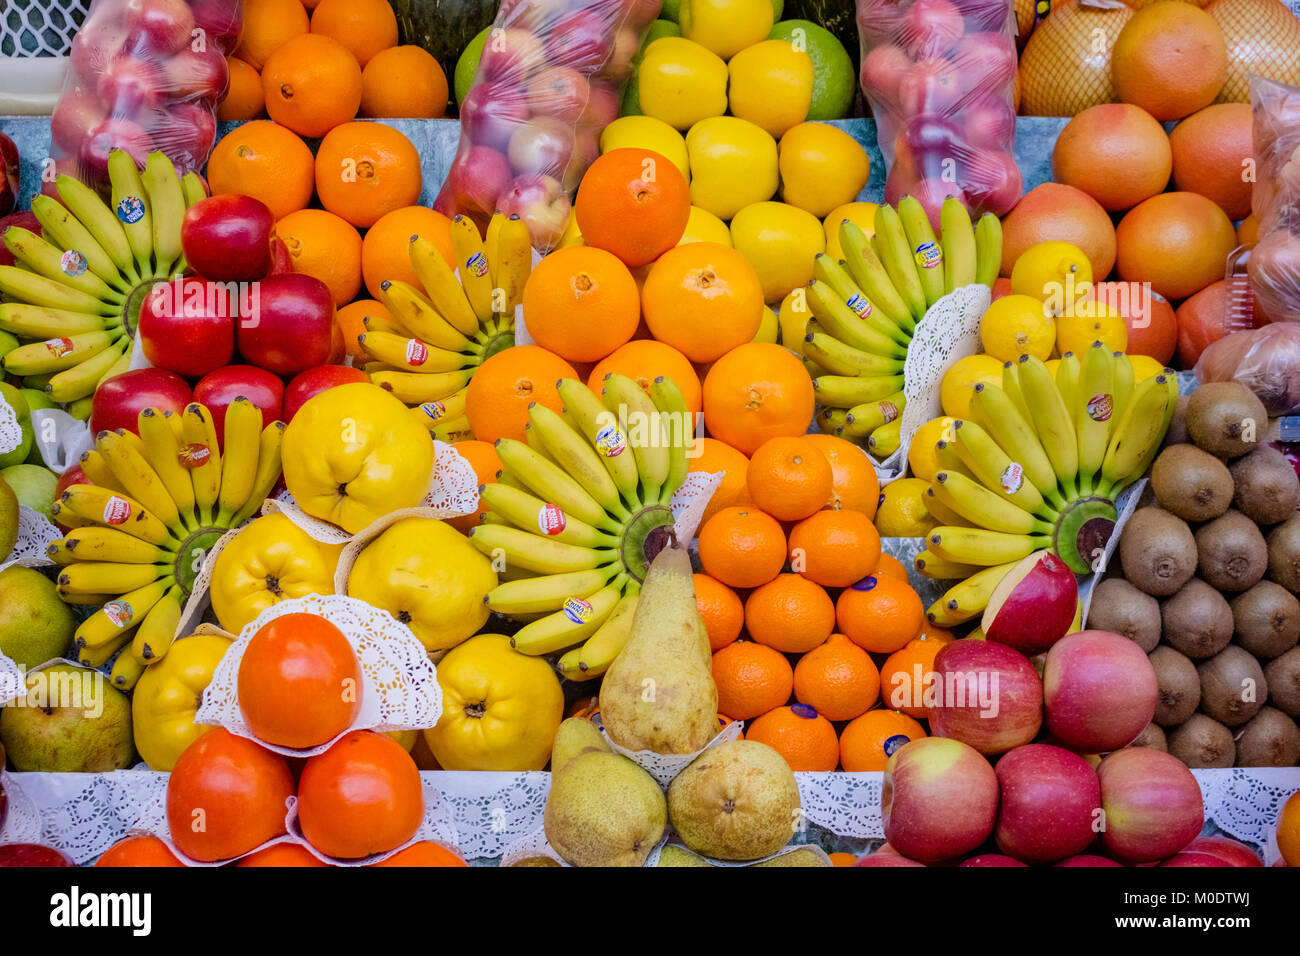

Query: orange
[369,841,468,867]
[879,631,956,718]
[747,436,834,521]
[1051,104,1171,212]
[464,345,577,444]
[804,433,880,517]
[522,246,640,363]
[207,121,314,220]
[237,612,362,749]
[310,0,398,68]
[336,299,392,359]
[1176,278,1232,366]
[361,205,455,299]
[237,843,330,867]
[687,437,750,525]
[1278,789,1300,867]
[793,632,881,722]
[744,573,835,654]
[262,34,362,138]
[641,243,765,362]
[361,46,448,119]
[1169,103,1254,219]
[712,640,794,721]
[1087,281,1177,365]
[701,342,815,456]
[838,709,926,772]
[916,620,956,643]
[297,730,424,859]
[745,704,839,772]
[315,122,422,229]
[95,835,185,867]
[697,505,787,589]
[449,439,503,533]
[236,0,310,71]
[587,340,703,415]
[1115,191,1238,300]
[575,148,691,267]
[695,573,744,652]
[218,56,265,122]
[787,509,881,589]
[1112,2,1228,121]
[835,574,924,654]
[829,852,859,866]
[875,552,909,582]
[166,728,295,862]
[999,183,1117,279]
[275,208,362,306]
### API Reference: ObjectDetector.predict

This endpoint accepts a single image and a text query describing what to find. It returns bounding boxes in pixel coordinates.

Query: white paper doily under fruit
[605,719,745,788]
[0,652,23,706]
[670,471,724,544]
[195,594,442,758]
[0,396,21,456]
[0,505,59,576]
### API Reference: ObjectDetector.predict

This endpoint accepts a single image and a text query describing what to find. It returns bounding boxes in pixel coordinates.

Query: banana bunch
[466,373,693,680]
[47,399,285,690]
[359,211,531,442]
[915,347,1179,625]
[802,197,1003,458]
[0,150,203,403]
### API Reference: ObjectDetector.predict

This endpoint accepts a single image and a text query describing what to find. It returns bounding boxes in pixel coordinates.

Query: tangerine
[642,243,765,362]
[449,439,503,533]
[275,208,363,306]
[747,436,834,521]
[695,573,744,652]
[575,148,691,267]
[746,704,840,771]
[309,0,399,68]
[369,841,468,867]
[744,573,835,654]
[218,56,265,122]
[361,205,456,300]
[793,632,881,722]
[237,843,330,867]
[687,437,750,525]
[361,46,449,119]
[522,246,640,363]
[879,631,956,718]
[835,574,925,654]
[839,709,926,772]
[315,122,422,229]
[697,505,787,589]
[787,508,882,588]
[95,835,185,867]
[464,345,576,444]
[235,0,309,71]
[803,433,880,517]
[712,640,794,721]
[701,342,815,456]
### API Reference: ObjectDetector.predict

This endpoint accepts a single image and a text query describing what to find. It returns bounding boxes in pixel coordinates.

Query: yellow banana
[898,196,946,308]
[508,582,623,656]
[493,438,610,529]
[74,450,124,494]
[968,382,1064,509]
[567,590,641,679]
[232,421,286,526]
[806,278,909,356]
[867,416,902,457]
[974,212,1003,290]
[108,149,154,276]
[410,235,479,336]
[46,339,128,402]
[0,303,108,339]
[31,194,128,291]
[486,566,620,617]
[180,403,221,526]
[649,375,692,507]
[558,376,639,510]
[930,470,1051,535]
[0,264,117,316]
[843,392,905,438]
[913,549,984,580]
[78,631,132,669]
[110,649,146,690]
[926,527,1047,566]
[498,214,532,319]
[1,226,124,304]
[1018,354,1079,497]
[817,405,851,436]
[875,203,927,321]
[377,279,475,352]
[1111,351,1134,431]
[940,197,977,293]
[838,219,914,332]
[948,419,1052,518]
[216,397,263,525]
[58,484,176,547]
[410,388,468,428]
[479,482,618,549]
[813,373,905,409]
[803,331,905,377]
[484,211,506,290]
[96,429,184,534]
[61,527,169,564]
[54,173,137,280]
[137,407,196,527]
[921,486,974,527]
[358,330,469,374]
[450,214,495,323]
[927,560,1021,625]
[57,561,165,598]
[131,585,183,663]
[369,368,474,405]
[141,152,184,276]
[73,577,172,649]
[1074,342,1115,495]
[528,403,628,520]
[467,523,608,575]
[1096,373,1174,498]
[3,330,116,376]
[601,372,669,506]
[1055,350,1081,420]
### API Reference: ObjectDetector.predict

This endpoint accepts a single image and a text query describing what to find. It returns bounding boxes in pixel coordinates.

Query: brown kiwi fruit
[1197,645,1268,726]
[1230,580,1300,660]
[1150,444,1234,522]
[1229,447,1300,525]
[1128,722,1168,752]
[1149,645,1202,726]
[1185,381,1269,460]
[1233,706,1300,766]
[1119,507,1198,597]
[1161,578,1234,659]
[1162,395,1189,449]
[1087,578,1161,652]
[1267,514,1300,591]
[1195,510,1267,592]
[1167,714,1236,768]
[1264,647,1300,718]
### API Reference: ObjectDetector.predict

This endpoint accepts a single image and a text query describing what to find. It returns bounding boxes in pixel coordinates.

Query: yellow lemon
[599,115,690,181]
[727,39,814,139]
[685,115,779,220]
[907,416,957,483]
[875,477,937,537]
[823,201,877,260]
[132,633,233,771]
[678,205,732,246]
[940,353,1005,419]
[730,200,824,303]
[1010,240,1093,310]
[680,0,775,59]
[979,293,1056,363]
[778,121,871,219]
[557,210,584,248]
[778,286,813,353]
[753,304,779,343]
[1056,303,1128,356]
[637,36,728,131]
[1127,353,1165,382]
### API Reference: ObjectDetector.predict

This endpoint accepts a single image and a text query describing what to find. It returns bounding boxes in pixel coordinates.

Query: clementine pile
[642,243,765,362]
[695,573,744,652]
[787,508,881,589]
[712,640,794,721]
[702,342,815,456]
[697,506,786,589]
[746,704,840,772]
[747,436,834,521]
[793,633,881,722]
[744,573,835,654]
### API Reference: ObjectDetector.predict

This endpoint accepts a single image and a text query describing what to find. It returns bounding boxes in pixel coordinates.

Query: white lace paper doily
[0,505,59,574]
[0,770,43,845]
[604,719,746,789]
[194,594,442,758]
[0,651,23,706]
[670,471,724,544]
[0,396,21,456]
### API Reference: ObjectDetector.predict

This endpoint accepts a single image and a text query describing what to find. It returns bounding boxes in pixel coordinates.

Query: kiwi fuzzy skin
[1167,714,1235,768]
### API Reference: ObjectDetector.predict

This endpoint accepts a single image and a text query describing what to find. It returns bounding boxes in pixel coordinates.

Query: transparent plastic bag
[49,0,243,194]
[856,0,1021,228]
[433,0,661,251]
[1247,75,1300,324]
[1194,322,1300,416]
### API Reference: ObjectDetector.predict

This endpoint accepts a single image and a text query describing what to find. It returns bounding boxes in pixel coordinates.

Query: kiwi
[1198,645,1268,727]
[1233,706,1300,767]
[1229,446,1300,525]
[1128,722,1168,752]
[1119,507,1197,597]
[1230,580,1300,660]
[1150,444,1234,522]
[1161,579,1234,660]
[1149,645,1203,726]
[1267,514,1300,591]
[1264,647,1300,719]
[1195,510,1267,592]
[1162,395,1189,449]
[1087,578,1161,652]
[1167,714,1236,768]
[1185,381,1269,460]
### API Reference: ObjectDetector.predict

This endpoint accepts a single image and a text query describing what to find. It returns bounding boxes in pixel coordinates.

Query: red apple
[882,736,1000,864]
[563,129,601,192]
[903,0,965,58]
[994,743,1101,864]
[548,9,612,70]
[0,133,18,217]
[861,43,912,108]
[0,843,75,867]
[508,116,576,178]
[90,367,192,436]
[963,148,1023,216]
[71,19,129,85]
[1097,748,1204,863]
[283,365,369,422]
[1044,630,1157,753]
[193,365,285,443]
[0,212,38,267]
[964,97,1016,151]
[955,31,1017,88]
[1055,854,1124,867]
[1162,836,1263,867]
[50,90,106,155]
[123,0,197,57]
[148,102,217,174]
[928,639,1042,756]
[853,851,927,867]
[982,551,1079,655]
[959,854,1029,866]
[478,28,546,82]
[579,81,620,129]
[79,118,152,181]
[139,277,236,378]
[898,58,964,116]
[236,273,336,376]
[496,173,570,251]
[181,194,275,282]
[525,66,591,126]
[443,145,512,217]
[96,56,166,116]
[164,46,229,101]
[190,0,243,50]
[268,236,293,276]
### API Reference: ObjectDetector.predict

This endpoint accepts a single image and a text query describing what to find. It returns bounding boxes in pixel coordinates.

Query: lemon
[753,304,780,343]
[875,478,937,537]
[600,115,690,181]
[727,39,814,139]
[638,37,728,130]
[1010,240,1093,310]
[777,286,812,353]
[980,293,1056,363]
[907,416,957,483]
[678,205,732,246]
[557,211,584,249]
[768,19,855,120]
[940,353,1005,419]
[686,116,779,220]
[1056,304,1128,356]
[778,122,871,219]
[730,200,825,303]
[823,201,877,260]
[680,0,775,59]
[1128,353,1165,382]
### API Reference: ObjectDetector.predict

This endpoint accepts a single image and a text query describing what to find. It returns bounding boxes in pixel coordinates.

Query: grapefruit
[1018,0,1134,116]
[1052,103,1172,211]
[1088,281,1178,364]
[1206,0,1300,103]
[1115,192,1237,300]
[1169,103,1254,219]
[1000,183,1117,280]
[1175,278,1234,365]
[1112,2,1228,120]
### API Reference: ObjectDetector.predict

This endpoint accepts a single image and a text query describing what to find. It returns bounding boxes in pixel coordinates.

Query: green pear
[599,544,719,754]
[1,465,58,521]
[657,844,714,867]
[0,664,135,771]
[0,383,32,470]
[0,566,76,668]
[0,476,16,561]
[544,718,667,867]
[751,847,831,867]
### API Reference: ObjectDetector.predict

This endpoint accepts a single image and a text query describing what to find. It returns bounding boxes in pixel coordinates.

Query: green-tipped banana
[974,213,1002,289]
[839,219,914,332]
[898,196,946,308]
[940,197,977,293]
[875,203,927,321]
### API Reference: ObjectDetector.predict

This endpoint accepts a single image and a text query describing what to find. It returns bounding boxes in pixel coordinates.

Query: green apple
[0,381,33,469]
[455,26,490,108]
[0,663,135,772]
[1,464,58,520]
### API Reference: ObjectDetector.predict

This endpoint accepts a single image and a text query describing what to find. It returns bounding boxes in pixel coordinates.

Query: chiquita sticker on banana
[846,293,873,318]
[537,503,566,536]
[102,496,131,525]
[563,596,593,625]
[420,401,446,421]
[1001,462,1024,494]
[913,241,943,270]
[466,251,489,278]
